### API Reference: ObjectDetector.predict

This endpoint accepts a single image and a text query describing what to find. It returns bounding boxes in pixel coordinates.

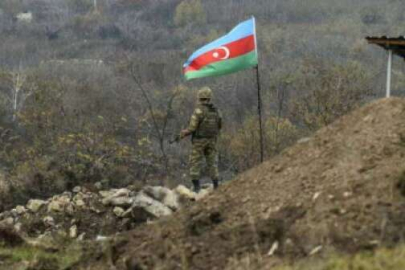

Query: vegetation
[0,0,403,208]
[0,244,81,270]
[274,246,405,270]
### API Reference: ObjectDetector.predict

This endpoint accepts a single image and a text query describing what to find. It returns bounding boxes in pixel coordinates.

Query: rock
[62,192,73,198]
[298,137,311,144]
[114,188,131,197]
[78,233,86,241]
[309,245,323,256]
[10,209,18,217]
[113,207,125,217]
[143,186,180,210]
[0,217,14,226]
[16,205,26,215]
[343,191,352,198]
[96,235,108,241]
[175,185,196,200]
[72,186,81,193]
[47,201,63,212]
[66,203,75,215]
[101,188,130,198]
[122,208,133,218]
[75,199,86,208]
[132,193,173,218]
[69,225,78,238]
[48,195,71,212]
[14,222,22,232]
[99,190,112,198]
[267,241,279,256]
[103,196,133,207]
[43,216,55,227]
[100,188,131,206]
[94,182,103,190]
[73,192,89,202]
[312,192,322,201]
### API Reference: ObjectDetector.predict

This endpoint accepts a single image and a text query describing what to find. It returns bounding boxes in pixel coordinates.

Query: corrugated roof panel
[366,36,405,59]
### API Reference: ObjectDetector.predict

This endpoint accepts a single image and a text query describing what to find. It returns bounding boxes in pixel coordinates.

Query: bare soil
[77,98,405,270]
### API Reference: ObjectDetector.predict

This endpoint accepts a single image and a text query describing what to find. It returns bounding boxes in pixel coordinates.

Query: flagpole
[253,16,264,163]
[256,65,264,163]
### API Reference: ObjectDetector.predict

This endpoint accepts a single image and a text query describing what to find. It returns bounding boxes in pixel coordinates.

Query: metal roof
[366,36,405,59]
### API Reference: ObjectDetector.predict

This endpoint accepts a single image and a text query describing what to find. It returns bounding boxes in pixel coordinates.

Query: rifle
[169,134,181,144]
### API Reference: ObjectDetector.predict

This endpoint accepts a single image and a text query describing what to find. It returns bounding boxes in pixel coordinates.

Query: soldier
[180,87,222,193]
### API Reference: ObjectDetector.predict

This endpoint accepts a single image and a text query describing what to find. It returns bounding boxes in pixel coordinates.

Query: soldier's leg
[205,139,220,189]
[189,140,205,193]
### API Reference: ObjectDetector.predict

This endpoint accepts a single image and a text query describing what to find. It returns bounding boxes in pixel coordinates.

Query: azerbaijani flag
[183,17,258,80]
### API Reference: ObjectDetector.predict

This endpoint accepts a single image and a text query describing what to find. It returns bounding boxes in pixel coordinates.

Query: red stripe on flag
[184,35,255,73]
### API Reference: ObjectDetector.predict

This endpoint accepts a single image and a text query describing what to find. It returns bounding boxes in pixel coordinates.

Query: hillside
[75,97,405,270]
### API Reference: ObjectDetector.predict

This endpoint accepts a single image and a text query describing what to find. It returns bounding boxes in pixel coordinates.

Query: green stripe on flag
[185,51,258,80]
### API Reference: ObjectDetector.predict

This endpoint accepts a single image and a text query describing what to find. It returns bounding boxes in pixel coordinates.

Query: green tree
[174,0,206,27]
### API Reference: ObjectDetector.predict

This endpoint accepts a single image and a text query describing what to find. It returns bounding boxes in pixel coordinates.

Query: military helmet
[197,87,213,99]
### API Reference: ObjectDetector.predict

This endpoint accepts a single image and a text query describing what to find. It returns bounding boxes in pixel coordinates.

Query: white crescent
[214,46,230,59]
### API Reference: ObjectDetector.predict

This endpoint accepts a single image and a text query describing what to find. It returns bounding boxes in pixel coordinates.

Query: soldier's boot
[192,179,201,193]
[212,179,219,190]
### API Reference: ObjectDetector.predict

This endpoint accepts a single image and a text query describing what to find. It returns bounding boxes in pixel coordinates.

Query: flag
[183,17,258,80]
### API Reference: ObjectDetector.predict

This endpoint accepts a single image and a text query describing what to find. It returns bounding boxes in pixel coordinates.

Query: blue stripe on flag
[183,18,255,68]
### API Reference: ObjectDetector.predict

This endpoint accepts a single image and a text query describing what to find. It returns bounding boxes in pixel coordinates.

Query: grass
[0,243,82,270]
[274,245,405,270]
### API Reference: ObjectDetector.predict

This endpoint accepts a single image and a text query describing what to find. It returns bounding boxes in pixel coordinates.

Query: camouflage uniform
[187,104,222,181]
[182,87,222,191]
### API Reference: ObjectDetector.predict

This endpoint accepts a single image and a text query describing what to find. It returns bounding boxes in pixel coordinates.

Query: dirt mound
[78,98,405,270]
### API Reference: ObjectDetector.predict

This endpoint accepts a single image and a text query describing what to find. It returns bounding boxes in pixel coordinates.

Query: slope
[78,97,405,270]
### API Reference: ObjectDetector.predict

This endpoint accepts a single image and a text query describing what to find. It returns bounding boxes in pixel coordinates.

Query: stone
[73,193,87,202]
[102,196,133,207]
[309,245,323,256]
[175,185,196,201]
[47,201,63,212]
[267,241,279,256]
[99,190,112,198]
[96,235,108,241]
[48,195,70,212]
[69,225,78,238]
[113,207,125,217]
[100,188,130,199]
[16,206,26,215]
[132,193,172,218]
[43,216,55,227]
[112,188,131,197]
[312,192,322,201]
[143,186,180,210]
[66,204,75,215]
[62,192,73,199]
[72,186,81,193]
[14,223,22,232]
[75,200,86,208]
[10,209,18,217]
[0,217,14,226]
[94,182,103,190]
[78,233,86,241]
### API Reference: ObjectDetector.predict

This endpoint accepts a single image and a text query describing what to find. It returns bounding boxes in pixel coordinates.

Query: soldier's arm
[181,108,203,138]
